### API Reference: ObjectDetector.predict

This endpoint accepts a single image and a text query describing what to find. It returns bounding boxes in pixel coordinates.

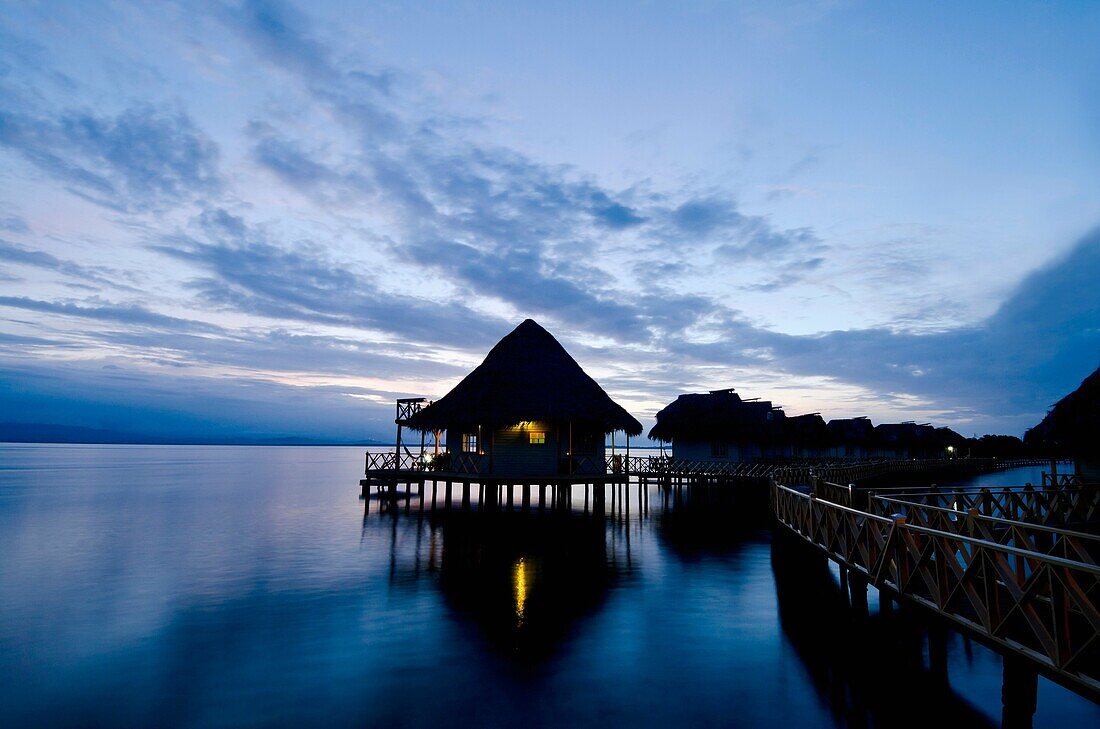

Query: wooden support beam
[1001,656,1038,729]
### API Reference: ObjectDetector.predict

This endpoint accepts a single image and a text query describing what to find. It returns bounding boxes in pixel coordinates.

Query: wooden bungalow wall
[445,421,606,476]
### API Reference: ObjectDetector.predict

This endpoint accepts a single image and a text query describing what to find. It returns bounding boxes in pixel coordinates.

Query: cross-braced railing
[394,397,430,424]
[870,486,1100,527]
[365,451,481,474]
[623,456,806,478]
[365,451,430,472]
[869,495,1100,566]
[772,482,1100,698]
[1045,472,1084,487]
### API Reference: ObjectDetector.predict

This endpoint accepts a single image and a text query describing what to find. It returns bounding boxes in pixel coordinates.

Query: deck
[771,476,1100,703]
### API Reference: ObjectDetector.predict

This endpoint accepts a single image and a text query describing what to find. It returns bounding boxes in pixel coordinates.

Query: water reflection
[513,557,531,626]
[2,447,1097,728]
[771,533,995,728]
[372,510,621,663]
[656,480,767,557]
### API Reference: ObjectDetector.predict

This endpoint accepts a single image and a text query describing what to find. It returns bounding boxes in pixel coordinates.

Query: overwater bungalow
[403,319,642,477]
[785,413,829,459]
[871,422,936,459]
[871,422,967,459]
[648,388,786,461]
[871,420,968,459]
[825,416,874,459]
[650,388,971,462]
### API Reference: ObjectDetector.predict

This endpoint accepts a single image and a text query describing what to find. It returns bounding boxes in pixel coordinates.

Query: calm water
[0,445,1096,728]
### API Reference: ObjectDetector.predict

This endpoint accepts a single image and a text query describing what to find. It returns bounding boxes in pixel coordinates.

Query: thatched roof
[648,389,783,442]
[404,319,642,435]
[1025,366,1100,454]
[826,417,874,444]
[786,413,829,447]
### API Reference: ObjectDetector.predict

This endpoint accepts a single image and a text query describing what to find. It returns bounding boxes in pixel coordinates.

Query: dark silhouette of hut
[871,422,965,459]
[870,422,925,458]
[648,388,786,461]
[825,417,874,459]
[1025,366,1100,480]
[784,413,829,459]
[651,389,974,463]
[404,319,642,476]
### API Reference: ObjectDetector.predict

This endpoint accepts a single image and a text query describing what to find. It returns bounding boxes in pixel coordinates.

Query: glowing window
[462,433,478,453]
[529,431,546,445]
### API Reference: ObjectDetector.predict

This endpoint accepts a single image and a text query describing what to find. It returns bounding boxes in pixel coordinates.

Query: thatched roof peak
[648,389,780,442]
[404,319,643,435]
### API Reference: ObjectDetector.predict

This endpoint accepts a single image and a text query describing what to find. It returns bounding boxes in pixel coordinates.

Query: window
[711,441,729,459]
[462,433,478,453]
[529,431,546,445]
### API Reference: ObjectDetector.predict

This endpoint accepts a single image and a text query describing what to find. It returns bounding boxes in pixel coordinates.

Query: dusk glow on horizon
[2,1,1099,442]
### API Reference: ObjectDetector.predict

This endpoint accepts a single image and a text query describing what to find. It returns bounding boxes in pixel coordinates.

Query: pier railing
[771,482,1100,698]
[365,451,615,477]
[869,485,1100,527]
[365,451,434,472]
[868,496,1100,565]
[366,451,1062,484]
[776,457,1005,487]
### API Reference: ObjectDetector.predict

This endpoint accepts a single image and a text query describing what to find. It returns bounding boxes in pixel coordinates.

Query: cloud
[657,196,823,263]
[739,257,825,292]
[0,0,1093,443]
[0,357,394,441]
[0,295,222,333]
[91,327,463,383]
[0,238,131,289]
[223,5,814,346]
[672,230,1100,432]
[152,208,508,348]
[0,215,30,233]
[0,104,220,211]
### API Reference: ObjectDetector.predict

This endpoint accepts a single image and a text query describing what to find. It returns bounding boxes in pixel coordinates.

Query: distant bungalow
[404,319,642,477]
[825,416,874,459]
[649,388,966,462]
[648,389,785,461]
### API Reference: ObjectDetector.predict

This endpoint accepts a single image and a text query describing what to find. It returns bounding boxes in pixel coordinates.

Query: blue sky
[1,0,1098,441]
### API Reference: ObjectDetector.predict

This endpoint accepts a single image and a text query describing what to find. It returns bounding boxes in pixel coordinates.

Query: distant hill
[0,423,386,446]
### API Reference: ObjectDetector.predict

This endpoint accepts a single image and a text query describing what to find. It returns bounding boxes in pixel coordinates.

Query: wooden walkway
[361,454,1063,516]
[771,478,1100,701]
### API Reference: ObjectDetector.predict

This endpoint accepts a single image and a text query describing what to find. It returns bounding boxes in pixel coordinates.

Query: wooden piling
[1001,655,1038,729]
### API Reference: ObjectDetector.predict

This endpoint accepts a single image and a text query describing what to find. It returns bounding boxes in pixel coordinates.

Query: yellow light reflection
[513,557,532,626]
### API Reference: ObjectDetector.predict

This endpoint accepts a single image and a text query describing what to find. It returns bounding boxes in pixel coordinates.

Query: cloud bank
[0,0,1097,441]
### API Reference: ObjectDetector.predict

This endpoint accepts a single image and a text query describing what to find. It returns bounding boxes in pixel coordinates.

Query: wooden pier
[361,469,638,515]
[771,475,1100,706]
[360,452,1057,517]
